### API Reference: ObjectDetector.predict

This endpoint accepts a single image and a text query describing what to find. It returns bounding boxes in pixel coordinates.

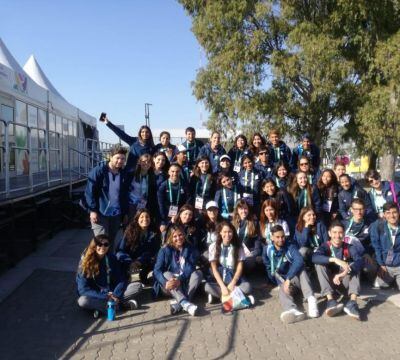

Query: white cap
[219,154,231,163]
[205,201,219,210]
[177,144,187,153]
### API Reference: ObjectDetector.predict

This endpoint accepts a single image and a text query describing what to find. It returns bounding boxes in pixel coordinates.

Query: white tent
[0,38,48,107]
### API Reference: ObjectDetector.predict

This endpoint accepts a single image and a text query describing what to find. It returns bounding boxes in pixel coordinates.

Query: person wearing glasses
[291,133,321,172]
[365,170,400,220]
[254,145,274,180]
[295,156,320,186]
[84,145,129,246]
[77,235,142,318]
[370,202,400,290]
[267,129,292,168]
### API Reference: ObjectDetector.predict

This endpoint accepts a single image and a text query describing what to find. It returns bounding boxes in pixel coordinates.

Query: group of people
[76,114,400,324]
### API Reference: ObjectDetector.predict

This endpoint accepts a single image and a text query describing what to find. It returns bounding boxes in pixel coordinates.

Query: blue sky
[0,0,206,143]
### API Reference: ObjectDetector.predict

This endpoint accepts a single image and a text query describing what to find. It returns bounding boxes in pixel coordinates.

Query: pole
[145,103,152,128]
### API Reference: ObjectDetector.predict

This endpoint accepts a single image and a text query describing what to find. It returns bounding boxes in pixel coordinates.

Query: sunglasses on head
[96,242,110,248]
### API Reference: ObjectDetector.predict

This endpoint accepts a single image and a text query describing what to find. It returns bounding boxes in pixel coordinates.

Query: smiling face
[140,128,151,141]
[298,159,310,172]
[198,159,210,173]
[264,205,276,221]
[171,229,185,249]
[296,172,308,188]
[242,158,253,171]
[303,209,316,225]
[210,133,221,148]
[138,211,150,229]
[272,230,285,248]
[154,154,166,170]
[168,165,181,182]
[384,207,400,226]
[221,175,233,189]
[329,225,344,247]
[277,166,287,178]
[302,138,311,150]
[179,209,193,224]
[139,156,152,172]
[321,171,332,186]
[186,130,195,142]
[335,164,346,178]
[220,158,230,169]
[252,135,262,148]
[220,224,233,246]
[109,153,126,170]
[207,207,218,221]
[339,176,351,191]
[160,133,170,146]
[269,133,279,146]
[95,240,110,258]
[238,205,249,220]
[263,182,276,196]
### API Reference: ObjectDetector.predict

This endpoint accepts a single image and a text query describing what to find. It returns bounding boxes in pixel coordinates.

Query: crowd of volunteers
[77,115,400,323]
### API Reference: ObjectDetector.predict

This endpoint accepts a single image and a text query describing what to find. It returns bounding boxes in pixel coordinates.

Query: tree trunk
[380,152,397,181]
[368,153,378,170]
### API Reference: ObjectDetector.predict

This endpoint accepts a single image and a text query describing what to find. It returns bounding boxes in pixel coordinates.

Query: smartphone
[99,112,107,122]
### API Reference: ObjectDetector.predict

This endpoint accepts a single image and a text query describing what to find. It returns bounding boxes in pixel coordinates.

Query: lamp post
[145,103,152,127]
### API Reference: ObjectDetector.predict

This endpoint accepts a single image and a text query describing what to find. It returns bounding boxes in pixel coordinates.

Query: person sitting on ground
[262,225,319,324]
[205,221,255,306]
[294,207,328,261]
[77,235,142,318]
[365,170,400,220]
[312,221,364,320]
[370,202,400,290]
[153,225,203,316]
[116,209,161,285]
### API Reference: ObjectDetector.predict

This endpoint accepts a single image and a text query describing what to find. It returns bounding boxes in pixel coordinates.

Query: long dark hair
[152,151,170,173]
[134,153,154,181]
[193,156,212,178]
[124,209,153,251]
[295,206,316,233]
[137,125,155,147]
[214,221,241,268]
[259,199,279,235]
[172,204,197,236]
[317,169,338,201]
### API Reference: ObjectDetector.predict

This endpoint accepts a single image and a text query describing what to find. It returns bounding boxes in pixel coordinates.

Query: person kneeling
[205,221,255,310]
[263,225,319,324]
[77,235,142,318]
[312,221,363,320]
[153,225,203,316]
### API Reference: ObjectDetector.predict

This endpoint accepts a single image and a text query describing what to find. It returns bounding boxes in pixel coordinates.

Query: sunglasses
[300,162,309,166]
[96,242,110,248]
[368,177,379,183]
[259,152,267,156]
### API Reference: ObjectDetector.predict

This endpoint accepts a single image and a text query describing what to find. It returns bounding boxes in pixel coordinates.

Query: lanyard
[244,171,254,191]
[186,141,196,161]
[223,187,237,212]
[168,180,181,205]
[264,222,275,243]
[386,223,398,246]
[298,188,308,208]
[371,188,384,213]
[275,177,280,188]
[196,175,208,197]
[312,233,319,247]
[329,244,344,259]
[271,250,285,275]
[307,174,312,184]
[221,244,232,281]
[274,147,280,161]
[140,174,148,198]
[105,255,111,288]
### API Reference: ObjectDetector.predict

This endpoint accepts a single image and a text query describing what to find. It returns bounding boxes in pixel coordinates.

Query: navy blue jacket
[116,231,161,267]
[153,244,199,296]
[215,186,241,219]
[273,176,289,190]
[261,190,293,220]
[291,143,320,172]
[76,254,126,300]
[106,121,155,171]
[312,241,364,274]
[254,162,273,180]
[370,219,400,267]
[291,186,322,217]
[154,143,177,162]
[368,181,400,219]
[338,184,372,220]
[181,139,204,167]
[294,222,328,249]
[268,141,291,167]
[155,171,168,188]
[84,162,129,216]
[342,217,372,254]
[227,147,253,172]
[157,180,188,225]
[237,219,262,256]
[198,143,226,174]
[238,169,262,211]
[262,243,304,284]
[188,174,216,208]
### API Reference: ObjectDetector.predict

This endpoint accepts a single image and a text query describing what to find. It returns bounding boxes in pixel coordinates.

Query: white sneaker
[128,299,138,310]
[373,278,381,289]
[247,294,255,306]
[307,296,319,318]
[207,294,214,304]
[181,300,198,316]
[280,308,306,324]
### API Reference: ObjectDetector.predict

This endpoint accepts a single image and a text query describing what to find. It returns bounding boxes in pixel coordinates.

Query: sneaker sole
[343,307,360,320]
[281,312,305,324]
[325,304,344,317]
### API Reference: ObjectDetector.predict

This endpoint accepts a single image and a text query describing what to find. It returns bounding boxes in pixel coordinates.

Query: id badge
[386,249,394,265]
[243,193,254,205]
[195,196,204,210]
[168,205,178,217]
[233,164,241,173]
[323,200,332,212]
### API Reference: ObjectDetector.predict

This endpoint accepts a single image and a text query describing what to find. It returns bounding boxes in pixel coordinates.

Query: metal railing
[0,117,113,199]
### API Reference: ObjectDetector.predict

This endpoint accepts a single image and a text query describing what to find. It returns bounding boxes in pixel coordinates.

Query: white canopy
[0,38,48,107]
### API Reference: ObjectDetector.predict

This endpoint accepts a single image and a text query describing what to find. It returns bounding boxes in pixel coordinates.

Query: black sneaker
[170,300,182,315]
[325,299,344,317]
[344,300,360,320]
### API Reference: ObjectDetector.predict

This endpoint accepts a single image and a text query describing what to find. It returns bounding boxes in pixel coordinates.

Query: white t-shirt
[208,242,245,269]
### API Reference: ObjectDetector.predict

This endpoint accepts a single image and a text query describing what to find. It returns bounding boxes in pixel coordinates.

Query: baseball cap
[205,201,219,210]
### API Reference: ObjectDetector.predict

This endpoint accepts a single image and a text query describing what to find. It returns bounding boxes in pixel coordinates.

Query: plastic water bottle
[107,300,116,321]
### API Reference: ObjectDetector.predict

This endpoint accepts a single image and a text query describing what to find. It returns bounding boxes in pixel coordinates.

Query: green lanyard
[274,147,280,161]
[371,188,384,213]
[271,251,285,275]
[186,141,196,161]
[196,175,208,197]
[386,223,398,246]
[329,244,343,259]
[223,187,237,212]
[275,177,280,188]
[307,174,312,184]
[312,233,319,247]
[265,222,275,244]
[298,188,308,208]
[105,255,111,288]
[244,171,254,191]
[140,174,148,198]
[168,180,181,205]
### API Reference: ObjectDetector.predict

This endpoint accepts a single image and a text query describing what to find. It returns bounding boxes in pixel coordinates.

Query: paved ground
[1,228,400,360]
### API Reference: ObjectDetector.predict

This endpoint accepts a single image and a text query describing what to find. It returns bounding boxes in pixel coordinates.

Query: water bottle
[107,300,116,321]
